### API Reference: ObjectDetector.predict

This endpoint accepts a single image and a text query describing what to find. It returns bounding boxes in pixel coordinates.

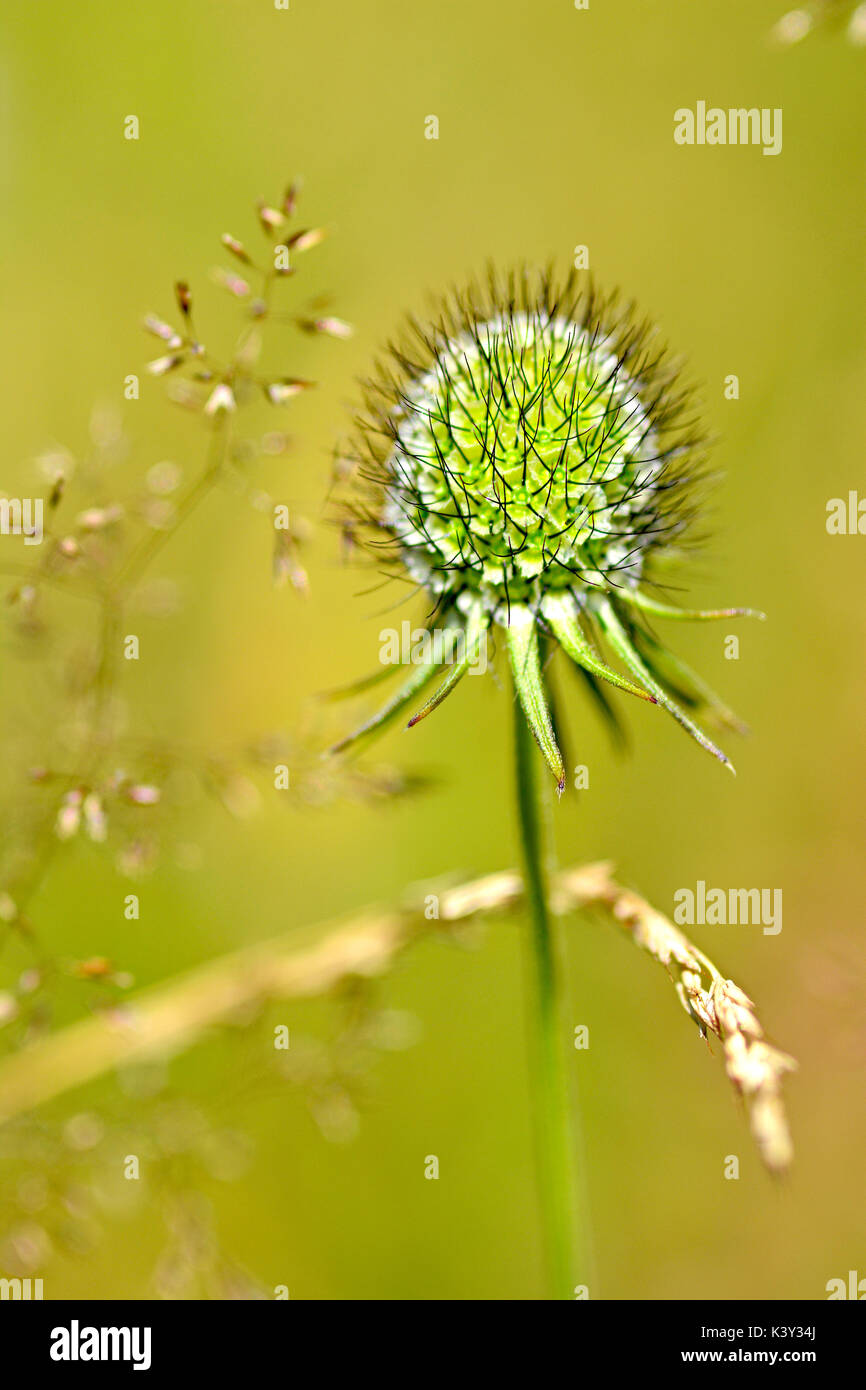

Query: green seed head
[384,311,665,616]
[336,268,762,788]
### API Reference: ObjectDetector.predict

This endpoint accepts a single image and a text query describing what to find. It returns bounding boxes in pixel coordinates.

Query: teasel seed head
[334,267,763,788]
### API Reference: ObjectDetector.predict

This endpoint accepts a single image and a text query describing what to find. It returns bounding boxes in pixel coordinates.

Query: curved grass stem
[513,696,580,1300]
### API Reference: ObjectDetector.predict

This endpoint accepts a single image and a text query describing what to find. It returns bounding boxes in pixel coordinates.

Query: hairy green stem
[513,697,579,1300]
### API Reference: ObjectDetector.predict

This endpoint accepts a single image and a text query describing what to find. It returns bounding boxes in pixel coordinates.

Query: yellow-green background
[1,0,863,1299]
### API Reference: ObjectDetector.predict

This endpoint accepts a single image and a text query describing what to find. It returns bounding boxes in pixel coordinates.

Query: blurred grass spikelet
[0,183,383,1031]
[772,0,866,45]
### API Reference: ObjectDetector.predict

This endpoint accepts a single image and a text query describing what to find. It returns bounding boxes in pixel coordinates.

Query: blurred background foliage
[0,0,863,1299]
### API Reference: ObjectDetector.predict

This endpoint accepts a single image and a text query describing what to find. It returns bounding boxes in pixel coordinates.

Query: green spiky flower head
[384,308,662,610]
[336,268,762,788]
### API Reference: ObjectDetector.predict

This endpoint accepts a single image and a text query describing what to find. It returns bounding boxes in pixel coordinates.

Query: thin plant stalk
[513,698,580,1300]
[0,859,795,1170]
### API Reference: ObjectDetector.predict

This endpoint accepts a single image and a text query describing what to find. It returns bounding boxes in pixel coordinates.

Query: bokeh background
[0,0,863,1299]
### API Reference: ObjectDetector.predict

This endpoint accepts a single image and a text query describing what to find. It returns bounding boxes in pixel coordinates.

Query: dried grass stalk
[0,862,795,1170]
[558,866,797,1173]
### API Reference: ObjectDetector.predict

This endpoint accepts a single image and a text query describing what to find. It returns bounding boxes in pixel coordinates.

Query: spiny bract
[334,267,762,789]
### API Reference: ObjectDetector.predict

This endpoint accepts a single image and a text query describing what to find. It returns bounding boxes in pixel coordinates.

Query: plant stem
[513,698,578,1300]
